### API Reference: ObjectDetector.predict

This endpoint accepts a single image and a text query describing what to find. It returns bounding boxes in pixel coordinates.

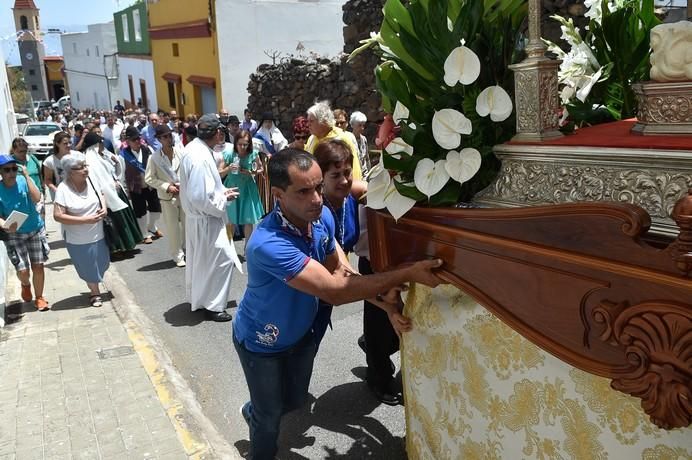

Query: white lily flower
[432,109,472,150]
[385,137,414,158]
[443,45,481,87]
[560,85,576,104]
[475,85,513,122]
[414,158,450,198]
[393,101,410,124]
[445,148,482,184]
[576,67,603,102]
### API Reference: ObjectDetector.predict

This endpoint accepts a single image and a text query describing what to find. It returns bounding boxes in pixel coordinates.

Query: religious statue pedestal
[631,81,692,136]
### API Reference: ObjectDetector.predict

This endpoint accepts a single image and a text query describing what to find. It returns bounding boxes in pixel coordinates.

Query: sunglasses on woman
[0,166,18,173]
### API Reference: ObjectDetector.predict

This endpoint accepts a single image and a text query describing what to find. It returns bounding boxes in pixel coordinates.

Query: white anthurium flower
[445,148,482,184]
[576,67,603,102]
[365,163,391,210]
[414,158,450,198]
[385,176,417,221]
[365,171,416,220]
[560,84,576,104]
[443,44,481,86]
[393,101,410,124]
[475,85,513,122]
[385,137,414,158]
[432,109,472,150]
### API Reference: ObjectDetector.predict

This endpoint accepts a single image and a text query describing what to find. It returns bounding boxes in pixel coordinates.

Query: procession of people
[2,100,446,459]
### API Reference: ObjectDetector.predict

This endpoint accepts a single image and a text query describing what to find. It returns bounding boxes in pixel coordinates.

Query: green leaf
[383,0,418,39]
[394,180,427,202]
[379,20,435,81]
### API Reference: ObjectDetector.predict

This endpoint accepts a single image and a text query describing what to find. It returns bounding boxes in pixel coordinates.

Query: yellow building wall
[148,0,221,116]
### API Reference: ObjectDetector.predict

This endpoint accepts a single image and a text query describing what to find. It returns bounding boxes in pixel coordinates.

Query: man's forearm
[329,266,411,305]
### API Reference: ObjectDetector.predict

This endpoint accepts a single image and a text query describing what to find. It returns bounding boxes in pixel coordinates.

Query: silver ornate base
[475,144,692,237]
[632,81,692,135]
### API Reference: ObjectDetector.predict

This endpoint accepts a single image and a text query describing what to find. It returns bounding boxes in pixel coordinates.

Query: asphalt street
[109,231,407,459]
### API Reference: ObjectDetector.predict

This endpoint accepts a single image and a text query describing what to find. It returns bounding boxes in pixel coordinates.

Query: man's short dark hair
[268,149,314,191]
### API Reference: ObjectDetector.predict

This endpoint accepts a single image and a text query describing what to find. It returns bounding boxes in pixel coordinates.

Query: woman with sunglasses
[53,152,110,307]
[220,129,264,253]
[0,154,50,311]
[288,116,310,150]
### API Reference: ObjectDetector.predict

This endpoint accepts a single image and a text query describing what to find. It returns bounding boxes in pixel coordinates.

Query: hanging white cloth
[179,137,242,312]
[84,145,128,212]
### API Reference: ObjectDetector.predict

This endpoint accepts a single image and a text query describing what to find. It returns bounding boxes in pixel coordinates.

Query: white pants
[161,199,185,262]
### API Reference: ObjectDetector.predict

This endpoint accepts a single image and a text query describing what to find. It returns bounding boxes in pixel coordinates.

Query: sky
[1,0,138,65]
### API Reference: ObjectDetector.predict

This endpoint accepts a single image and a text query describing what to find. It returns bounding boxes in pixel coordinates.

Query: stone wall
[246,0,590,138]
[246,0,384,139]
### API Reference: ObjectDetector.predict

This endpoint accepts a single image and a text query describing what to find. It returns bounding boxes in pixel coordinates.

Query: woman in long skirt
[83,130,142,257]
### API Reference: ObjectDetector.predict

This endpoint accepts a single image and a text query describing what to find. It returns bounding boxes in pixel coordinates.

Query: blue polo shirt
[233,206,336,353]
[0,175,42,234]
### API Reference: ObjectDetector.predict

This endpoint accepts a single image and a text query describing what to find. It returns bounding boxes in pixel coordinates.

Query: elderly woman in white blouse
[53,152,110,307]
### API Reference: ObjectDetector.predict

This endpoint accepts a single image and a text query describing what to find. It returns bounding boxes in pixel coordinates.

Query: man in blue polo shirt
[233,149,443,460]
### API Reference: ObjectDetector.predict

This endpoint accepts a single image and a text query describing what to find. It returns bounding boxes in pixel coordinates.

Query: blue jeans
[233,332,316,460]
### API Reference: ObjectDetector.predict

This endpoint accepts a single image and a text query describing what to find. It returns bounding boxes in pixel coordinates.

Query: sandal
[89,295,103,307]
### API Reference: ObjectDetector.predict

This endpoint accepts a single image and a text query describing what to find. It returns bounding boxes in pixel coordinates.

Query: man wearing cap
[121,126,163,244]
[145,124,186,267]
[0,154,50,311]
[225,115,241,144]
[179,114,242,322]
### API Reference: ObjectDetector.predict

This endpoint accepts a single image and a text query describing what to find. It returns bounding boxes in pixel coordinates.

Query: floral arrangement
[545,0,660,128]
[349,0,526,219]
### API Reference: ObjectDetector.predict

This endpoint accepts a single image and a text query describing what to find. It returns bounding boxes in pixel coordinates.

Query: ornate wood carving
[592,300,692,429]
[367,195,692,430]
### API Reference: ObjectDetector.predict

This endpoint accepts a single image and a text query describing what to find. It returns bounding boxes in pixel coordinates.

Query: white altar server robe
[180,137,242,312]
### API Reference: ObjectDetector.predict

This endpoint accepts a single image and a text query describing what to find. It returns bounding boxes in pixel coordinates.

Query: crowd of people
[4,100,444,460]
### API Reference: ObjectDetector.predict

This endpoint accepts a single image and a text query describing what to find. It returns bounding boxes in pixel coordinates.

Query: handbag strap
[86,176,103,211]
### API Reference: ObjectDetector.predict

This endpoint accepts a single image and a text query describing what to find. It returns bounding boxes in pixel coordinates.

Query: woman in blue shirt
[0,154,50,311]
[314,139,407,406]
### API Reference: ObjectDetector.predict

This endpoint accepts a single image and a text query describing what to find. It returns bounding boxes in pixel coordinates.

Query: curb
[104,266,241,460]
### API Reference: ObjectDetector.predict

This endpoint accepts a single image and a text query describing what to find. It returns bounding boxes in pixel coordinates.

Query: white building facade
[0,45,18,152]
[61,22,121,111]
[215,0,346,115]
[118,57,157,111]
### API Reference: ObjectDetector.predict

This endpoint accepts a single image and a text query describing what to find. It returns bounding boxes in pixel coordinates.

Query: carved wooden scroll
[367,191,692,430]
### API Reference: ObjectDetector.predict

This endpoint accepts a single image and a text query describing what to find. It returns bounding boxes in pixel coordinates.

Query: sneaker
[21,284,32,302]
[239,401,252,426]
[175,258,186,267]
[35,296,50,311]
[141,236,153,244]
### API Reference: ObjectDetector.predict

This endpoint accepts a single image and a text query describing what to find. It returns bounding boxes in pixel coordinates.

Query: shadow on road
[52,292,113,311]
[137,260,178,271]
[164,302,206,327]
[45,257,72,271]
[234,377,406,459]
[48,239,66,250]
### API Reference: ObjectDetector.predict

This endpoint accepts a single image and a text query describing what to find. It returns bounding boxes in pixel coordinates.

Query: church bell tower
[13,0,48,101]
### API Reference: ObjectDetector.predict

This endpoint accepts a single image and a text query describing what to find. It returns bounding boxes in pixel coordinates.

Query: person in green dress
[220,130,264,253]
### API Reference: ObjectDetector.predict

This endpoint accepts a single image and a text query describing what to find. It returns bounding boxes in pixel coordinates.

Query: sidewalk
[0,208,190,459]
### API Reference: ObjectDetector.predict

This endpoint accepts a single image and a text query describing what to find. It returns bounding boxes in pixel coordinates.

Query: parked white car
[21,122,62,160]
